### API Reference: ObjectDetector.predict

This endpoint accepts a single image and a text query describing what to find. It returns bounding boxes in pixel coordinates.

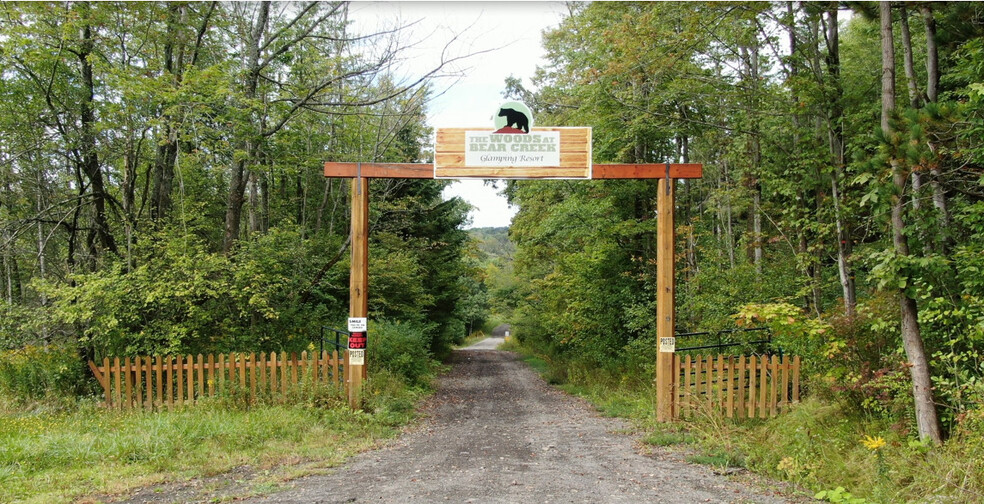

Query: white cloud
[441,179,516,229]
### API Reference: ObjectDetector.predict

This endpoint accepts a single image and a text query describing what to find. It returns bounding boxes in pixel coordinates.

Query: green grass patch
[0,376,427,503]
[520,355,550,375]
[643,430,694,447]
[685,448,746,469]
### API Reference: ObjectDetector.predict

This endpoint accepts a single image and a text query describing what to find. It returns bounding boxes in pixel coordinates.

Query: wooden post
[348,176,369,409]
[656,175,676,422]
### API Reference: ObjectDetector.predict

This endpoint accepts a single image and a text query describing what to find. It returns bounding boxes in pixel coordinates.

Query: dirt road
[238,338,792,503]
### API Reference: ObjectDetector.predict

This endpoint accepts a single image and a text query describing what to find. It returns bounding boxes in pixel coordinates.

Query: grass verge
[0,374,426,504]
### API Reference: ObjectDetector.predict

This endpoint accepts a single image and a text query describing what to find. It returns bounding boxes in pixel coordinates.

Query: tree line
[0,2,485,367]
[503,2,984,445]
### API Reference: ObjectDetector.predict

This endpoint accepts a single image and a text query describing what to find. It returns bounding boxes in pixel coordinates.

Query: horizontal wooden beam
[592,163,703,179]
[324,162,434,179]
[323,162,703,180]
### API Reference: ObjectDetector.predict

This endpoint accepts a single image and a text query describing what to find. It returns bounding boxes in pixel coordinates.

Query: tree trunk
[744,37,763,274]
[899,11,922,109]
[261,170,270,233]
[316,178,331,232]
[726,193,735,269]
[150,4,181,223]
[35,173,49,343]
[921,6,939,103]
[882,2,943,446]
[223,2,268,254]
[899,9,928,228]
[919,5,951,249]
[823,6,857,317]
[1,176,13,304]
[248,171,260,236]
[78,10,118,257]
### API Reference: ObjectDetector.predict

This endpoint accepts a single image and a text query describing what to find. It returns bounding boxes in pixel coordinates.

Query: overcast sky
[348,1,568,229]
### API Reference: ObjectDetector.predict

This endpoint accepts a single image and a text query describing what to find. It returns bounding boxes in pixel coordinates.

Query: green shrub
[363,368,422,425]
[0,345,94,401]
[367,320,435,387]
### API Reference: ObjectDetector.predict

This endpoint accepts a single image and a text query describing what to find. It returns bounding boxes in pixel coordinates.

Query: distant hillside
[468,226,515,259]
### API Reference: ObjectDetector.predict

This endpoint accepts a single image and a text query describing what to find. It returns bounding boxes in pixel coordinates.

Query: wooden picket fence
[88,351,346,410]
[672,354,800,419]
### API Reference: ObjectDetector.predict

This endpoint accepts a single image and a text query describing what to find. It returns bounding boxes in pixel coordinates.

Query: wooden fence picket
[89,349,345,410]
[736,355,746,418]
[793,356,801,403]
[672,353,801,420]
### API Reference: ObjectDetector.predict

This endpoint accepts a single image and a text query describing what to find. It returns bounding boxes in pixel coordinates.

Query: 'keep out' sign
[348,332,367,350]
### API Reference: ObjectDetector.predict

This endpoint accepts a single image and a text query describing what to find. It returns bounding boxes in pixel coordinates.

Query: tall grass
[0,380,419,504]
[0,346,94,401]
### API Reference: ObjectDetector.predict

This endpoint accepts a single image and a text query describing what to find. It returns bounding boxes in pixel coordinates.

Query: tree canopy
[504,2,984,443]
[0,2,483,361]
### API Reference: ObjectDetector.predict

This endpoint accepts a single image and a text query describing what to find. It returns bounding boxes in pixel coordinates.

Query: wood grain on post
[155,356,163,408]
[258,352,266,396]
[165,358,173,409]
[716,355,725,413]
[217,353,225,394]
[672,354,681,419]
[737,355,747,419]
[197,354,205,400]
[238,353,246,392]
[747,357,755,418]
[655,177,675,422]
[124,357,133,410]
[145,356,153,410]
[780,354,789,409]
[280,351,288,399]
[185,355,194,404]
[770,355,779,416]
[102,357,111,406]
[269,352,278,396]
[207,354,215,397]
[176,356,184,406]
[759,355,768,418]
[249,352,257,397]
[683,355,692,417]
[704,357,712,411]
[725,355,735,418]
[349,177,369,409]
[792,356,801,403]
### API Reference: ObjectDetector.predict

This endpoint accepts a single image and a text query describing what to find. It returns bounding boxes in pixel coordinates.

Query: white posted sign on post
[348,317,367,333]
[659,337,676,353]
[349,349,365,366]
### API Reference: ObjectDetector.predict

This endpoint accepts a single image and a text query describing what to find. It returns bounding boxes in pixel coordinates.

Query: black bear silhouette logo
[497,107,529,133]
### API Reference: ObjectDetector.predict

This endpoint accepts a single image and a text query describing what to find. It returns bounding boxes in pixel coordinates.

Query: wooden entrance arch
[324,160,702,421]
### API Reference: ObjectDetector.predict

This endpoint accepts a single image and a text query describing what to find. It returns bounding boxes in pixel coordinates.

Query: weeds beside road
[0,370,425,504]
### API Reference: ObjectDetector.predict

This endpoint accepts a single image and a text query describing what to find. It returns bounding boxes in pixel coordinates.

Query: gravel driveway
[237,338,795,503]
